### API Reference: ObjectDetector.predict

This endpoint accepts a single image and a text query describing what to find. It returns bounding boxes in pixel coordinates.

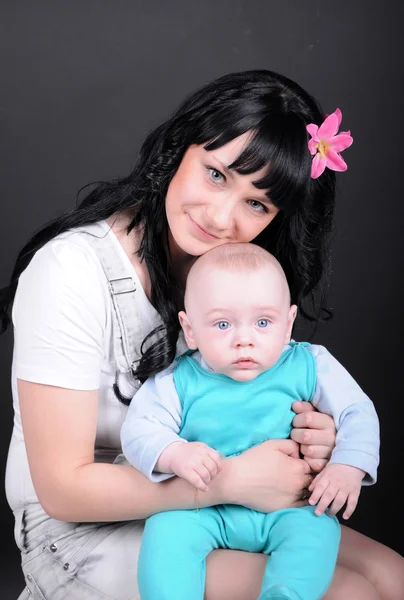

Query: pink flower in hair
[306,109,353,179]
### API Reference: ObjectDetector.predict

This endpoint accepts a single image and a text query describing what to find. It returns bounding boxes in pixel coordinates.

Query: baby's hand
[308,463,365,519]
[158,441,222,491]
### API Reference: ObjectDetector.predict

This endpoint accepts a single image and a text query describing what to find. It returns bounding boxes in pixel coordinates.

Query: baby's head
[179,243,297,382]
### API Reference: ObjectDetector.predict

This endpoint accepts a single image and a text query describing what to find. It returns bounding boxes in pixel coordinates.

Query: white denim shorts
[14,503,144,600]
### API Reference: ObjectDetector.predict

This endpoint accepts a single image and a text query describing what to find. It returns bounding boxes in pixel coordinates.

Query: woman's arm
[19,380,211,522]
[20,380,313,522]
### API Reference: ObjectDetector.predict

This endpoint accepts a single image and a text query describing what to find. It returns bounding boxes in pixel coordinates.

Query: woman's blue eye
[216,321,230,330]
[256,319,269,328]
[248,200,267,213]
[209,168,225,184]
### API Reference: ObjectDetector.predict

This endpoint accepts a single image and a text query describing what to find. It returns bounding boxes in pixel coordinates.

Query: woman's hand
[290,401,336,472]
[222,439,312,513]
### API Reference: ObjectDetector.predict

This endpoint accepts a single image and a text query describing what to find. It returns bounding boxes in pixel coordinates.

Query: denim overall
[14,222,148,600]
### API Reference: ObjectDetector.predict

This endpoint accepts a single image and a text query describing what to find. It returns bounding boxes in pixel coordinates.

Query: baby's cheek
[261,348,281,370]
[200,339,229,368]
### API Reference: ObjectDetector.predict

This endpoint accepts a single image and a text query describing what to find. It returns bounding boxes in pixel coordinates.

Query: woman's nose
[205,198,234,232]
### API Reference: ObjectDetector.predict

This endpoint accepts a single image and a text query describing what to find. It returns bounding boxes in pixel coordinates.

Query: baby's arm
[121,364,221,491]
[306,344,380,518]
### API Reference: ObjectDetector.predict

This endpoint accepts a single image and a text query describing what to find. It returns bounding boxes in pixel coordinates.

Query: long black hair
[0,70,336,402]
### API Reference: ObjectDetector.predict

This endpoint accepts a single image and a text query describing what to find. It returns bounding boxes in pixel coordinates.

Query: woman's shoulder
[24,222,109,285]
[14,223,112,325]
[12,223,113,390]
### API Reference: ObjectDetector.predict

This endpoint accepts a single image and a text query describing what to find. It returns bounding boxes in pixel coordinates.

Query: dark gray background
[1,1,403,596]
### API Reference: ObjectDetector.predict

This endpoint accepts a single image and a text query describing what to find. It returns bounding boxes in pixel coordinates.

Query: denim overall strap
[78,222,142,375]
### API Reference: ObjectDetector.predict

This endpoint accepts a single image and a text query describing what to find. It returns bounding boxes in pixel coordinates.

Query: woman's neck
[106,213,152,299]
[106,212,196,297]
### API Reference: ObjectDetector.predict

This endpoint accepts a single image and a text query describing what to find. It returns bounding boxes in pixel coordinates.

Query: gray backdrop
[1,1,403,597]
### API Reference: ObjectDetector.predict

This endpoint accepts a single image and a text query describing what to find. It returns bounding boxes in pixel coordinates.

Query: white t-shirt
[5,220,164,511]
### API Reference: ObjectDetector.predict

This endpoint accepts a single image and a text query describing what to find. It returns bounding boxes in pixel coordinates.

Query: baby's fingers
[187,471,209,492]
[195,464,213,487]
[342,490,360,520]
[208,449,223,471]
[203,456,220,480]
[313,486,337,516]
[309,478,339,516]
[327,490,348,517]
[308,476,328,504]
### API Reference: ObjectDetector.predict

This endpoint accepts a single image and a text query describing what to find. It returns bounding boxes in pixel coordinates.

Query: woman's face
[165,132,279,258]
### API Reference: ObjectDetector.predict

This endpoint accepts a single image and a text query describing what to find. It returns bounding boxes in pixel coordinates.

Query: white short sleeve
[12,237,110,390]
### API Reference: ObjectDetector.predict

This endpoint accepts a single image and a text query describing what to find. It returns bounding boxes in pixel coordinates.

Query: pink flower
[306,109,353,179]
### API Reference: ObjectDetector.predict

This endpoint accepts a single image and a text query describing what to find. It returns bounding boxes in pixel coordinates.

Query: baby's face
[179,264,296,382]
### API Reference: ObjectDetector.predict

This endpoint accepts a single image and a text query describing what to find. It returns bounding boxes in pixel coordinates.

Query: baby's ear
[178,311,197,349]
[285,304,298,343]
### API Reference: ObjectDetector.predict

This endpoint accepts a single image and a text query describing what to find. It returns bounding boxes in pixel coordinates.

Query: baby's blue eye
[216,321,230,330]
[256,319,269,328]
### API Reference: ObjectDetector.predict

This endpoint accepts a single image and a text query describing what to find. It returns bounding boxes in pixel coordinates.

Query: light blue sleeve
[120,362,186,482]
[307,344,380,485]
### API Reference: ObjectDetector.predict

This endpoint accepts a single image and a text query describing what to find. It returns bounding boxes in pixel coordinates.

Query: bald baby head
[184,243,291,312]
[179,243,297,381]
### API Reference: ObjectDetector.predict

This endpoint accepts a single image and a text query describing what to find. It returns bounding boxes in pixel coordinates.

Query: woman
[2,70,403,599]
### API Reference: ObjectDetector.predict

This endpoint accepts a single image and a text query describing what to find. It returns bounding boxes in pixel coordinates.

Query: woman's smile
[186,213,221,241]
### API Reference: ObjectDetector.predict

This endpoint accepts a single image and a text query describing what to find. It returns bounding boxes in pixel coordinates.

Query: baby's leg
[138,507,225,600]
[259,506,341,600]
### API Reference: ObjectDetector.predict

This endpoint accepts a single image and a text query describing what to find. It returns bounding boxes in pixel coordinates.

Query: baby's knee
[141,511,187,558]
[142,509,209,559]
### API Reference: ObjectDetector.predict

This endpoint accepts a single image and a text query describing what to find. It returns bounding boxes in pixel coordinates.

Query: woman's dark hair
[0,70,335,403]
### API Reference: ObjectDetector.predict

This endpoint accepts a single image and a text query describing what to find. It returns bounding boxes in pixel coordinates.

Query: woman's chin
[170,231,221,258]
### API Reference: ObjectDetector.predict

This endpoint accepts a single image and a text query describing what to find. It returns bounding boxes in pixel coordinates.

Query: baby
[121,242,379,600]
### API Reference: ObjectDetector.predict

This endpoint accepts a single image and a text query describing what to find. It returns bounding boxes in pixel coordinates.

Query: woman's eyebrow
[209,155,235,179]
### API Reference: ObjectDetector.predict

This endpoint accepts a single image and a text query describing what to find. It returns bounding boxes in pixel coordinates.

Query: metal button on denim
[50,543,57,552]
[27,574,32,582]
[63,562,70,570]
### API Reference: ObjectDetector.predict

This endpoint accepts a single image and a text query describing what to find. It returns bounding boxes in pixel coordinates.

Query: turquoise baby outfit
[138,343,341,600]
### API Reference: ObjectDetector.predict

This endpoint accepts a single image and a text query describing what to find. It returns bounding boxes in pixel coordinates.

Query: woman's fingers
[270,438,300,457]
[303,472,315,489]
[290,473,314,508]
[290,427,335,447]
[291,400,316,414]
[299,444,332,459]
[292,409,336,432]
[304,457,328,473]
